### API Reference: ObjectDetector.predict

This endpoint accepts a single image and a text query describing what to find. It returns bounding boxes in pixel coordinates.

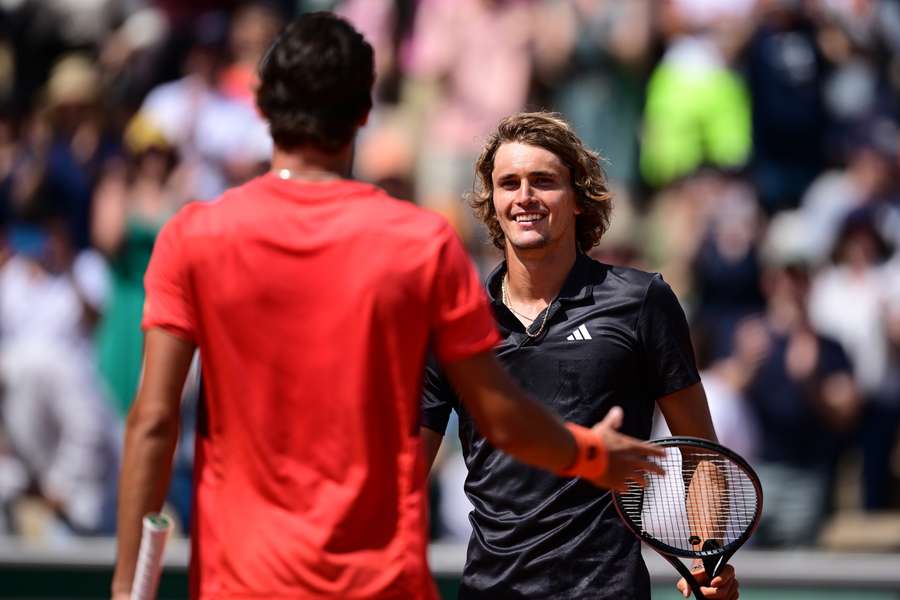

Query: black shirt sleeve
[421,354,457,435]
[637,274,701,399]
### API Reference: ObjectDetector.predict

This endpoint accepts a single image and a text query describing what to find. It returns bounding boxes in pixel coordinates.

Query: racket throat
[700,539,723,579]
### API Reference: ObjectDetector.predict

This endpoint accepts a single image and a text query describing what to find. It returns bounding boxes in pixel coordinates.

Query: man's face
[491,142,579,254]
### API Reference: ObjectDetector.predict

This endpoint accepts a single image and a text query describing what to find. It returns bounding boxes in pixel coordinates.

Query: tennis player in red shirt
[111,13,663,600]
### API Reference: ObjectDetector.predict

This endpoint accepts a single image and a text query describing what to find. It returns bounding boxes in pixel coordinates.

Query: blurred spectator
[35,54,119,250]
[98,7,172,124]
[1,0,120,116]
[406,0,539,246]
[135,13,270,201]
[0,432,28,534]
[218,2,284,107]
[817,0,900,146]
[537,0,653,186]
[639,4,752,188]
[338,0,417,104]
[745,1,830,213]
[92,116,188,420]
[642,174,714,298]
[339,1,419,201]
[691,175,766,359]
[809,208,898,510]
[44,55,106,235]
[746,211,861,547]
[0,219,118,537]
[800,120,897,263]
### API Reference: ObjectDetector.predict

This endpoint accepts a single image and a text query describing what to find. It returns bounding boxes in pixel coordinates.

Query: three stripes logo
[566,324,592,341]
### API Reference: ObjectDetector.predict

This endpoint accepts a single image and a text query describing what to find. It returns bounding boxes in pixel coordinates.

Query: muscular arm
[439,349,665,487]
[657,382,718,442]
[111,329,195,598]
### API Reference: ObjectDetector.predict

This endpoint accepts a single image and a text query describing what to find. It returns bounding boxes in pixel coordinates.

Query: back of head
[256,12,374,153]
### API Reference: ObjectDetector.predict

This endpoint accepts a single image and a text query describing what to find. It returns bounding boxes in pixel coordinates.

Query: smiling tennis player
[421,113,741,599]
[110,13,663,600]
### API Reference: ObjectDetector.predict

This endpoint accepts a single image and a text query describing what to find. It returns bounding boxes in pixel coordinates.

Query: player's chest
[495,313,642,421]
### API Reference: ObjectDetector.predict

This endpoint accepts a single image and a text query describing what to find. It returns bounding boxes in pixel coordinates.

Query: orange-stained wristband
[557,423,608,479]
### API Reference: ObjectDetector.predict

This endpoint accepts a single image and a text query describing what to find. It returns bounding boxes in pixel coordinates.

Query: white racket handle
[130,513,171,600]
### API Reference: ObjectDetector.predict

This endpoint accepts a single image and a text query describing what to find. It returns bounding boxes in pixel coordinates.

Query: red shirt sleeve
[429,224,500,363]
[142,211,198,343]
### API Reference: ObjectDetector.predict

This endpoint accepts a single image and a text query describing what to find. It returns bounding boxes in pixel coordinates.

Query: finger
[701,580,737,600]
[634,456,665,475]
[632,440,666,457]
[711,565,735,587]
[611,479,632,492]
[628,472,647,488]
[601,406,624,429]
[713,577,739,597]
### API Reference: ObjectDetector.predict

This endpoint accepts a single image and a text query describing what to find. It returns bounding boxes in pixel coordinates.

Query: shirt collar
[486,251,598,305]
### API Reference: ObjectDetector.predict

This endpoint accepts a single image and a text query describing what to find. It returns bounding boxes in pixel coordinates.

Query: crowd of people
[0,0,899,554]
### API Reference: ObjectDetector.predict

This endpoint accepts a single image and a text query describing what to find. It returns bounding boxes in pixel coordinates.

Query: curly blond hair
[468,112,613,251]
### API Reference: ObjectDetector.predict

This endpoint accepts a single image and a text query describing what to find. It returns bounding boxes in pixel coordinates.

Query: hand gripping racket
[611,437,762,599]
[130,513,172,600]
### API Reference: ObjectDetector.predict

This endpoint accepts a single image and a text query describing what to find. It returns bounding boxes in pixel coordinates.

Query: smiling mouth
[514,213,546,223]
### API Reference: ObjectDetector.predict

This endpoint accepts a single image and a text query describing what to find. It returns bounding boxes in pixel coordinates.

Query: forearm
[111,410,179,596]
[686,459,727,547]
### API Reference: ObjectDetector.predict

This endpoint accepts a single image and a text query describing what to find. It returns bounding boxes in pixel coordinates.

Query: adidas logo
[566,324,592,341]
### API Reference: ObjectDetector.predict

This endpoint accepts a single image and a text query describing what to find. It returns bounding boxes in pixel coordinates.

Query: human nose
[515,179,534,203]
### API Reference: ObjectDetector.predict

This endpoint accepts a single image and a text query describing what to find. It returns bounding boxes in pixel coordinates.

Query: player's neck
[504,243,576,305]
[271,144,353,182]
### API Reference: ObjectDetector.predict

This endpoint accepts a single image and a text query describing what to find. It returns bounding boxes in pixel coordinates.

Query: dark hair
[469,112,613,252]
[830,208,893,265]
[256,12,374,153]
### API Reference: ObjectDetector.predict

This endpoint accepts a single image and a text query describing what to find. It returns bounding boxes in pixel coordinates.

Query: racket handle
[701,539,723,579]
[130,513,171,600]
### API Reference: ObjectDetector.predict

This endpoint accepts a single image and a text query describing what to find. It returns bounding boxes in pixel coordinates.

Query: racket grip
[130,513,172,600]
[701,539,723,579]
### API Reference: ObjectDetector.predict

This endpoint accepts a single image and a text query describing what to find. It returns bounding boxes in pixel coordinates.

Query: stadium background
[1,0,900,597]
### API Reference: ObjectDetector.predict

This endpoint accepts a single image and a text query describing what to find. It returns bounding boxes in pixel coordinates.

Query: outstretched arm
[443,350,664,489]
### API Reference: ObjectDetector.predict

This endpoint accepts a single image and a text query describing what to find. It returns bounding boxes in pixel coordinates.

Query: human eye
[532,175,556,189]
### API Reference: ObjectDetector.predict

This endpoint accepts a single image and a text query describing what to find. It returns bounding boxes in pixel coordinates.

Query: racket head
[611,436,763,561]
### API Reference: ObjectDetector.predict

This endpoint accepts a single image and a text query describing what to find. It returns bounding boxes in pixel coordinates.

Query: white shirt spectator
[0,253,118,534]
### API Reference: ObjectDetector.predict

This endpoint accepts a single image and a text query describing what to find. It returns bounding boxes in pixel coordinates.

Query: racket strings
[617,447,759,551]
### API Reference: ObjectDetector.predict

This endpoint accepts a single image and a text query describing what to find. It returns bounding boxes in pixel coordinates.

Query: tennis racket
[611,437,762,599]
[130,513,172,600]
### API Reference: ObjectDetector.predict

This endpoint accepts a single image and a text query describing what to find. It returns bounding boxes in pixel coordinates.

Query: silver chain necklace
[501,274,554,338]
[274,167,340,182]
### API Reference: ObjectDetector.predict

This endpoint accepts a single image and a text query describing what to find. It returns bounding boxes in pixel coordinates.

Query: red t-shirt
[142,173,499,599]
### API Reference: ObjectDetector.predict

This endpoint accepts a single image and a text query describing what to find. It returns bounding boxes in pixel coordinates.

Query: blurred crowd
[0,0,899,553]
